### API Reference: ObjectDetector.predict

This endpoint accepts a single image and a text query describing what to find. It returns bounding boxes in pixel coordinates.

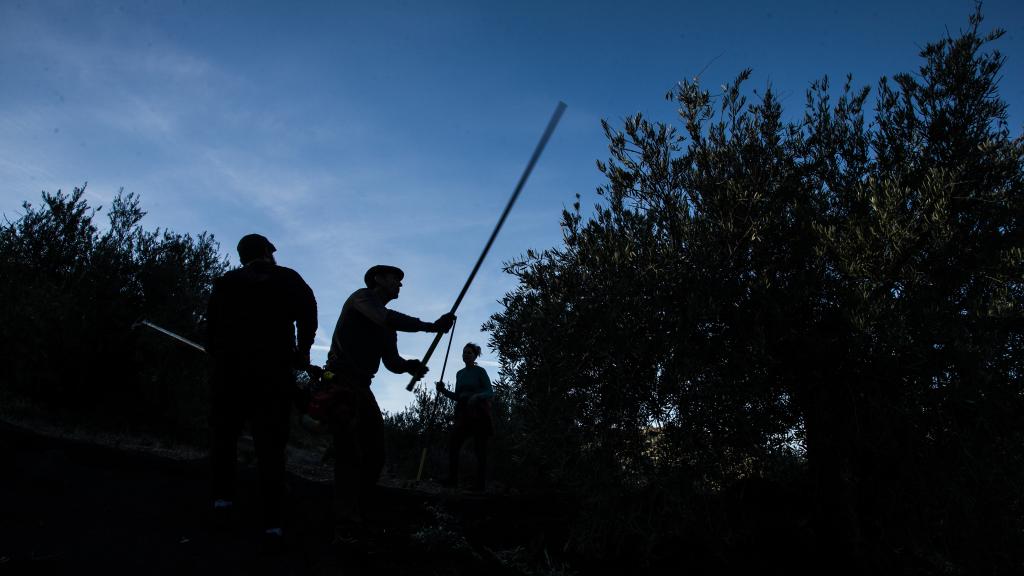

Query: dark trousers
[210,361,293,529]
[329,382,385,529]
[448,418,490,488]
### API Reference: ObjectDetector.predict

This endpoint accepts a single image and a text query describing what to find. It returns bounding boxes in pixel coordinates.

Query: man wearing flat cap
[325,264,454,545]
[205,233,317,546]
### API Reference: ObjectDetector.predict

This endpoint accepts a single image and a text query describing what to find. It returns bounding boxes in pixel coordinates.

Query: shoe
[331,524,367,553]
[261,528,286,555]
[331,532,360,548]
[210,501,234,531]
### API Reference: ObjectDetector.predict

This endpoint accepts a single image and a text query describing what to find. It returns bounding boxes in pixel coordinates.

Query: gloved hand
[405,359,428,379]
[431,313,456,333]
[434,381,447,392]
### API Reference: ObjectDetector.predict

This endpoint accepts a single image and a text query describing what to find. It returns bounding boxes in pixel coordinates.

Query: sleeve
[473,368,494,401]
[348,289,389,327]
[291,272,318,354]
[439,384,458,401]
[205,277,224,355]
[385,309,434,333]
[349,290,432,332]
[380,330,409,374]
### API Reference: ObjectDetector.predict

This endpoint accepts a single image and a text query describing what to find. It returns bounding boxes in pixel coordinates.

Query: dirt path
[0,421,570,576]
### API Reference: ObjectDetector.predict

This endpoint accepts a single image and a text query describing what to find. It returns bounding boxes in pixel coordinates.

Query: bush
[486,9,1023,573]
[0,185,227,444]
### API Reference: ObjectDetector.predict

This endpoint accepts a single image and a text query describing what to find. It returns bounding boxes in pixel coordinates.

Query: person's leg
[447,422,468,485]
[472,432,489,491]
[210,370,243,507]
[330,384,364,533]
[252,367,293,530]
[359,390,386,527]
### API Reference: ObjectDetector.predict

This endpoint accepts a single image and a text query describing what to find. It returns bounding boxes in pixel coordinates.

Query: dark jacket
[206,260,317,365]
[326,288,433,384]
[439,364,494,427]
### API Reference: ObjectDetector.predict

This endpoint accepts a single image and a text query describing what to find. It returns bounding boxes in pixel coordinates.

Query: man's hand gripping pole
[406,101,567,391]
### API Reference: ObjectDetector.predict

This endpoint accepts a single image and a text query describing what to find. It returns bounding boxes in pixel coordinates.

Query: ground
[0,419,572,576]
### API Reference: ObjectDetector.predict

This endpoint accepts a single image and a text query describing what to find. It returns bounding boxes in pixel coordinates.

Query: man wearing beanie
[206,233,317,549]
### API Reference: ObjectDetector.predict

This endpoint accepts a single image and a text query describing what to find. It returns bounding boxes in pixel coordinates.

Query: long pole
[133,319,207,353]
[406,101,567,391]
[414,317,458,481]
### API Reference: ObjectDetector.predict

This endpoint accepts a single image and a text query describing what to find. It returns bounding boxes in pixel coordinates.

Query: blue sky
[2,0,1022,414]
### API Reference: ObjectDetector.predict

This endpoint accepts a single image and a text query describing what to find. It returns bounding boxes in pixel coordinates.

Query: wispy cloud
[0,1,577,414]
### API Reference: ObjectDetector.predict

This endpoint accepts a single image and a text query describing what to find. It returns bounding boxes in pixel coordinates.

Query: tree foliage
[0,184,227,442]
[486,10,1023,573]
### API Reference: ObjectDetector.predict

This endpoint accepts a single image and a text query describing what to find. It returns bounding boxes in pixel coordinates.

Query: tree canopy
[486,9,1023,573]
[0,185,226,441]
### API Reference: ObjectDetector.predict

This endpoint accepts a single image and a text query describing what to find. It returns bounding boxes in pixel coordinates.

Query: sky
[2,0,1022,415]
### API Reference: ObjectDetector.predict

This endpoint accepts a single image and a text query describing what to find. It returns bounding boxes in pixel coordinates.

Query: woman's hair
[464,342,482,358]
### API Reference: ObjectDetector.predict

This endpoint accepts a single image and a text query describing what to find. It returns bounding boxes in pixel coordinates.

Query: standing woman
[435,343,494,491]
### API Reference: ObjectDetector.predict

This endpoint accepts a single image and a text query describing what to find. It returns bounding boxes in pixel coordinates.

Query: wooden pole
[406,101,567,391]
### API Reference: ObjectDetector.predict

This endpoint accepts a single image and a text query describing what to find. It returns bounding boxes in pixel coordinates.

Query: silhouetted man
[206,233,317,546]
[325,264,453,545]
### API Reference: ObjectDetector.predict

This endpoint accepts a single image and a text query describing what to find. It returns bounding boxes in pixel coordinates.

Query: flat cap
[364,264,404,288]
